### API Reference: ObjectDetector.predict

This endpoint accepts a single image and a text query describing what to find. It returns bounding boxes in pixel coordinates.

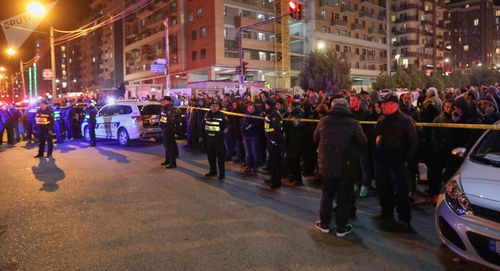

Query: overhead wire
[52,0,157,46]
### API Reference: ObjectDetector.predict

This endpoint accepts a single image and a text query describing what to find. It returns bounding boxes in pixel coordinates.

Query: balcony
[360,0,385,9]
[320,0,337,8]
[391,3,419,12]
[234,16,273,32]
[351,23,365,31]
[424,41,434,48]
[396,15,418,23]
[341,5,356,13]
[393,27,418,35]
[360,55,382,62]
[331,19,347,27]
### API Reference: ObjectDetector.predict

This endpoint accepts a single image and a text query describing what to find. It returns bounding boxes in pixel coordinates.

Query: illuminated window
[200,27,206,38]
[257,14,265,21]
[197,8,202,18]
[321,11,326,19]
[464,45,469,51]
[473,18,479,26]
[259,52,266,60]
[391,15,396,22]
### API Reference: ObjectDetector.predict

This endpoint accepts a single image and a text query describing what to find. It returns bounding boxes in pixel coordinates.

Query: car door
[94,106,109,138]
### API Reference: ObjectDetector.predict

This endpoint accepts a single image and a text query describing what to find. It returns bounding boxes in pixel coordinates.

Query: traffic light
[297,3,303,20]
[289,1,298,19]
[242,62,249,74]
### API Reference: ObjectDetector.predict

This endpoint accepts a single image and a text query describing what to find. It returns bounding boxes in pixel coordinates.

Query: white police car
[435,122,500,270]
[81,100,163,146]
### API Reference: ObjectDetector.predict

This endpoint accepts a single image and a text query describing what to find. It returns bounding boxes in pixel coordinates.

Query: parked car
[81,100,163,146]
[435,121,500,270]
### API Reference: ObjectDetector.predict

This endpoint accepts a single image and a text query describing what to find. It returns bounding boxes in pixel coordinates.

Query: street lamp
[26,1,56,101]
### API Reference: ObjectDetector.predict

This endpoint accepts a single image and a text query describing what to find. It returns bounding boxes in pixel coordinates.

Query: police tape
[181,106,500,130]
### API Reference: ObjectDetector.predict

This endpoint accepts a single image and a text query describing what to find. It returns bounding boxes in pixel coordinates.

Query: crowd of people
[2,83,499,237]
[173,84,500,236]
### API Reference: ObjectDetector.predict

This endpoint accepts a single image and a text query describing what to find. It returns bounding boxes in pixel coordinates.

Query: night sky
[0,0,92,71]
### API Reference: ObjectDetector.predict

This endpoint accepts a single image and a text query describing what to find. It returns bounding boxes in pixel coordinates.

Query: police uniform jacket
[159,104,176,130]
[35,108,54,131]
[203,110,227,140]
[264,107,282,143]
[53,107,63,122]
[84,106,98,124]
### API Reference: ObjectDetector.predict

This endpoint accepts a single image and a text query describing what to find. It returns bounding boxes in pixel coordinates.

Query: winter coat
[314,104,367,181]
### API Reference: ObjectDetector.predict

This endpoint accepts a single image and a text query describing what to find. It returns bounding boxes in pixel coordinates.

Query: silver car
[435,122,500,270]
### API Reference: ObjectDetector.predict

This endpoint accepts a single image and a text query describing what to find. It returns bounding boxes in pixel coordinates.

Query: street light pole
[50,25,56,100]
[20,60,26,99]
[163,18,170,96]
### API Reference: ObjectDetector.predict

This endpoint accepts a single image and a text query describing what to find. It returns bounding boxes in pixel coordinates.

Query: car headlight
[444,174,473,216]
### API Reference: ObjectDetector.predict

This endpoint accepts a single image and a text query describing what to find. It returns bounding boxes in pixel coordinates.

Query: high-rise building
[447,0,498,70]
[389,0,449,75]
[68,0,124,92]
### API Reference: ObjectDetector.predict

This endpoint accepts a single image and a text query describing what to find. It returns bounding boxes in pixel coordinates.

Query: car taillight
[132,116,142,122]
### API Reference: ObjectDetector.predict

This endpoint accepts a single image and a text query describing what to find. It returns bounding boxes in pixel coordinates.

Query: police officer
[62,102,75,140]
[53,103,64,143]
[263,98,283,190]
[204,103,228,180]
[34,101,54,158]
[25,103,38,141]
[159,96,178,168]
[84,100,98,147]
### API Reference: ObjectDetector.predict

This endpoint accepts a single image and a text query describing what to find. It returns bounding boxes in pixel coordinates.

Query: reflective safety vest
[264,116,273,133]
[54,110,61,121]
[205,119,222,137]
[264,117,283,133]
[36,114,51,125]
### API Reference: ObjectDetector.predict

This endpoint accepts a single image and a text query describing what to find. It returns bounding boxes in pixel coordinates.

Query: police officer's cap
[380,92,399,104]
[162,96,172,101]
[41,100,49,105]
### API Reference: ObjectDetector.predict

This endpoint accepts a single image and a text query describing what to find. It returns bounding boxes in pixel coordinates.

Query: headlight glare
[444,175,473,216]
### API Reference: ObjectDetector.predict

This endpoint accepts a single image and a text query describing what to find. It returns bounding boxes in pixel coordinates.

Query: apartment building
[70,0,124,92]
[123,0,281,90]
[389,0,449,75]
[447,0,498,70]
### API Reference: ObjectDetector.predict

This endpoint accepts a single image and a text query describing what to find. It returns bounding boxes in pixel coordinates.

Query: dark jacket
[62,106,75,121]
[284,107,305,156]
[241,112,263,138]
[314,105,367,180]
[264,107,282,143]
[84,106,98,125]
[373,110,418,163]
[159,104,176,130]
[203,110,228,141]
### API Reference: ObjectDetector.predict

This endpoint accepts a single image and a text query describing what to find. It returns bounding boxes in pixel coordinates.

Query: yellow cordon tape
[180,106,500,130]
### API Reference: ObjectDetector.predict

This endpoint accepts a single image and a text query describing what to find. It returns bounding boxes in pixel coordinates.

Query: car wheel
[118,128,130,146]
[84,126,91,142]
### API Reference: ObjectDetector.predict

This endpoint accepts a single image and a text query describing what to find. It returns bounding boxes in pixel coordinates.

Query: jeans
[244,137,259,170]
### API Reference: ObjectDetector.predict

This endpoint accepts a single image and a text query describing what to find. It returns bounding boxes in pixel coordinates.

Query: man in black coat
[314,98,367,237]
[373,92,418,230]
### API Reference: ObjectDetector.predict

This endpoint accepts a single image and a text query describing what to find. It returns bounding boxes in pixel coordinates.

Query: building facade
[447,0,499,70]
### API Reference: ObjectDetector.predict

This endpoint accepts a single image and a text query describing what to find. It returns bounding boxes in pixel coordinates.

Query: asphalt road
[0,138,492,271]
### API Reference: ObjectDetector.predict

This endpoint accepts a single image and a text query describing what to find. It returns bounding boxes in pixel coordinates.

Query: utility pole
[20,60,26,99]
[50,26,56,100]
[163,18,170,96]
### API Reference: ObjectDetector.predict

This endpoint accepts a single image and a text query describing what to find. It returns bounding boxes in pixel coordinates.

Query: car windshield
[138,104,162,116]
[469,130,500,167]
